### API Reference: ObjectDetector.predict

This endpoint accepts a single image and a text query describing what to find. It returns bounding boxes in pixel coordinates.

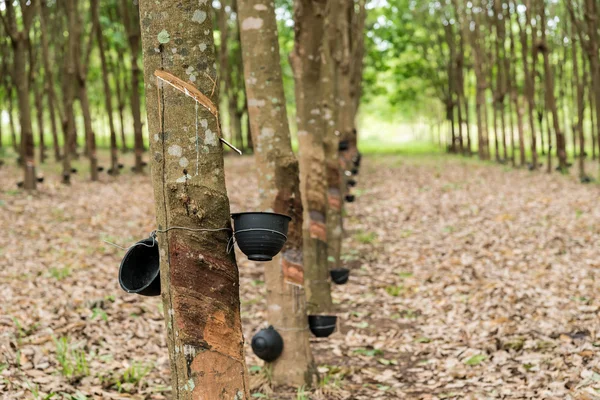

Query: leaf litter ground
[1,153,600,399]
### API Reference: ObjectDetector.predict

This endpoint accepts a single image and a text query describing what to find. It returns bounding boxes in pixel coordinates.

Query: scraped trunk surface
[138,2,250,398]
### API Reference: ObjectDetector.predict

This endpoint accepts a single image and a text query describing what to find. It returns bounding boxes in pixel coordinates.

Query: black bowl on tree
[338,140,350,151]
[351,167,359,176]
[231,212,291,262]
[308,315,337,338]
[347,179,357,187]
[118,236,161,297]
[36,176,44,183]
[330,268,350,285]
[251,326,284,362]
[345,194,355,203]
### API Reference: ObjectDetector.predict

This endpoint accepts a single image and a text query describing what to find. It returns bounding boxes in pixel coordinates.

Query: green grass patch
[355,231,377,244]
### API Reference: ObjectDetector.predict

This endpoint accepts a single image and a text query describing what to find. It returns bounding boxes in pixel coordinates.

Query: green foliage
[385,285,404,297]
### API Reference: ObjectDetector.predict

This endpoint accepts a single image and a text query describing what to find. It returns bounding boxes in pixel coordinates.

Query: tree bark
[291,0,333,315]
[138,1,250,398]
[238,0,317,386]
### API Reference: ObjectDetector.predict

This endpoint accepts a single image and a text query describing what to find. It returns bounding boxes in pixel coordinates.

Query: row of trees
[2,0,366,395]
[0,0,257,190]
[424,0,600,179]
[0,0,150,188]
[137,0,365,397]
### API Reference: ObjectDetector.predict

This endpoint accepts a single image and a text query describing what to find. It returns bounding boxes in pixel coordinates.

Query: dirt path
[1,154,600,399]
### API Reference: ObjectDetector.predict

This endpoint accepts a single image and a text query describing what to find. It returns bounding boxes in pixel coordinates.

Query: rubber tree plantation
[4,0,600,399]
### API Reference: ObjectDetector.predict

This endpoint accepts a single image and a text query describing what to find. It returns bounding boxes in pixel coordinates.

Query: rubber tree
[291,0,333,315]
[2,0,37,189]
[538,0,567,170]
[91,0,119,176]
[61,0,77,184]
[323,0,344,274]
[218,0,246,152]
[38,0,61,162]
[138,2,249,398]
[122,0,145,173]
[237,0,316,386]
[73,2,99,181]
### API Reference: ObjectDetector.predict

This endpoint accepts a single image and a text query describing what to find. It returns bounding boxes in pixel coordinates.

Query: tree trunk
[138,2,250,398]
[324,0,344,276]
[110,51,129,153]
[507,1,526,166]
[538,0,566,170]
[572,23,586,179]
[291,0,333,315]
[7,85,18,153]
[520,0,538,169]
[92,0,119,175]
[6,1,36,189]
[468,5,489,160]
[29,38,46,165]
[238,0,317,386]
[38,0,61,162]
[61,0,77,184]
[122,0,144,172]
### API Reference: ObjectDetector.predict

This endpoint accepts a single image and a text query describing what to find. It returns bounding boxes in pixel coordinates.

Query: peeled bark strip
[291,0,333,315]
[237,0,316,386]
[138,2,249,398]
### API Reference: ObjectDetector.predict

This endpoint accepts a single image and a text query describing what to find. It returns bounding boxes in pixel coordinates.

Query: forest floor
[2,151,600,399]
